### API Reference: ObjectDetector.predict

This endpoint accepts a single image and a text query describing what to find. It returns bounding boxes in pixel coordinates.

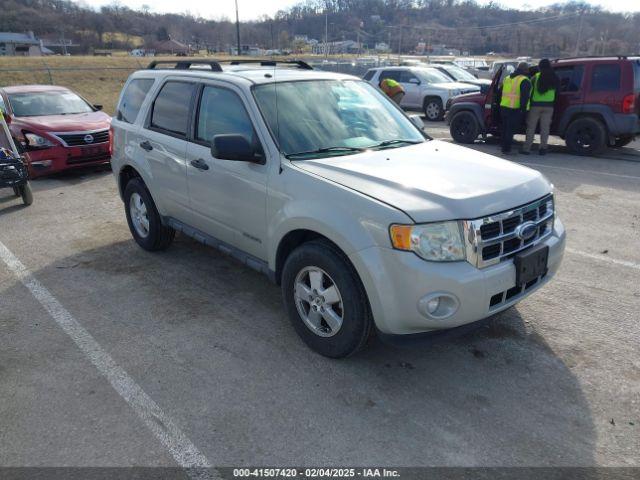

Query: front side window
[117,78,154,124]
[590,64,621,92]
[379,70,402,83]
[150,81,196,136]
[555,65,584,92]
[196,86,258,148]
[400,71,420,84]
[8,90,93,117]
[253,80,425,158]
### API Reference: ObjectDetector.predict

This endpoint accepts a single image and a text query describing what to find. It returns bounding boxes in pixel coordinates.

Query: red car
[0,85,111,177]
[446,56,640,155]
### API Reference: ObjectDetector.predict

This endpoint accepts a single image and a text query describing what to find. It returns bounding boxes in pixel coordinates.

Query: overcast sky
[76,0,640,20]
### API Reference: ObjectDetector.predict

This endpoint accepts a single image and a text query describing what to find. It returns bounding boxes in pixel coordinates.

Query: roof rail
[227,59,313,70]
[552,55,628,63]
[147,60,223,71]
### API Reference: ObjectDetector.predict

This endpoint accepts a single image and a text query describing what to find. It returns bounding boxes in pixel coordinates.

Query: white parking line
[0,240,215,478]
[567,247,640,271]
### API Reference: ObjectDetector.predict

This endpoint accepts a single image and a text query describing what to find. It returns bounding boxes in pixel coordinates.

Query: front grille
[464,194,554,268]
[66,152,111,165]
[55,129,110,146]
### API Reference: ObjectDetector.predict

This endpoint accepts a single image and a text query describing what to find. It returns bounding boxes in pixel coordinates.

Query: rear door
[552,64,585,133]
[585,62,623,113]
[141,79,198,219]
[185,82,269,259]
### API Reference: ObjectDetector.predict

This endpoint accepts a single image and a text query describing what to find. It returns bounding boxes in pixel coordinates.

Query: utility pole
[398,26,403,63]
[324,12,329,59]
[574,9,584,56]
[235,0,241,57]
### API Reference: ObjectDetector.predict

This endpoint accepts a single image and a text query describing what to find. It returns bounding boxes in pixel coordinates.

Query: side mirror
[409,114,424,130]
[408,78,421,85]
[211,134,263,163]
[93,104,103,111]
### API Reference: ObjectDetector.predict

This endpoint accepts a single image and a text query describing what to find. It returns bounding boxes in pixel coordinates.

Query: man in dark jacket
[498,62,531,154]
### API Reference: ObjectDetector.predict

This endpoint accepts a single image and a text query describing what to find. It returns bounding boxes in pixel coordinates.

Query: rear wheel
[282,240,372,358]
[423,97,444,121]
[19,183,33,206]
[613,135,634,148]
[450,111,480,144]
[123,178,175,251]
[565,117,607,156]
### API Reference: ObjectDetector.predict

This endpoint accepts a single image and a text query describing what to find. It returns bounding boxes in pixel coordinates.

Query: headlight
[24,132,56,149]
[390,221,466,262]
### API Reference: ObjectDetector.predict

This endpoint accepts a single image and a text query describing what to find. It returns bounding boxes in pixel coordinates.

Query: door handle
[140,141,153,151]
[190,158,209,171]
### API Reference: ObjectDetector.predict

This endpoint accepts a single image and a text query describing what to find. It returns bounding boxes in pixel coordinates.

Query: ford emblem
[84,134,94,144]
[515,221,537,241]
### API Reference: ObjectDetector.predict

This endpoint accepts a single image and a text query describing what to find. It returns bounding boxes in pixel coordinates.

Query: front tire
[282,240,372,358]
[450,111,480,144]
[123,178,175,251]
[565,117,607,156]
[19,183,33,206]
[423,97,444,121]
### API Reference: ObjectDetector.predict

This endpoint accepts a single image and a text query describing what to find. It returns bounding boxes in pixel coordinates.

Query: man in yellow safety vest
[498,62,531,154]
[379,77,405,105]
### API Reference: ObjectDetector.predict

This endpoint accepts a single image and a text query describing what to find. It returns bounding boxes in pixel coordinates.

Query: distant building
[375,42,390,53]
[312,40,361,55]
[0,32,44,56]
[152,38,190,55]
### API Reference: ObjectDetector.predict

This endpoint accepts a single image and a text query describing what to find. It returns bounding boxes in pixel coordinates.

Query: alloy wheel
[129,192,150,238]
[293,266,344,338]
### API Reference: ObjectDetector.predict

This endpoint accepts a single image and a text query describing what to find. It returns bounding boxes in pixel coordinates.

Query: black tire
[613,135,634,148]
[12,186,21,197]
[565,117,607,156]
[450,111,480,144]
[281,240,373,358]
[423,97,444,121]
[123,177,175,251]
[19,183,33,206]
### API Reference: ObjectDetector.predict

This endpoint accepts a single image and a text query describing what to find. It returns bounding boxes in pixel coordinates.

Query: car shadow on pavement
[27,163,113,193]
[2,234,597,466]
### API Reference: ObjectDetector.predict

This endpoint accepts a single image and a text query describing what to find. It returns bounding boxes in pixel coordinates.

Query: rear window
[363,70,375,81]
[117,78,154,124]
[150,81,196,136]
[590,64,621,92]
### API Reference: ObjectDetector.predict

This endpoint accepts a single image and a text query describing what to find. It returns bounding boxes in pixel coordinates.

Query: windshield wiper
[368,139,424,150]
[285,146,365,159]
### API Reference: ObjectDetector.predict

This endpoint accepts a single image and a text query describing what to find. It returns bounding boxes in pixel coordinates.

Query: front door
[399,70,422,108]
[185,83,269,260]
[552,64,585,133]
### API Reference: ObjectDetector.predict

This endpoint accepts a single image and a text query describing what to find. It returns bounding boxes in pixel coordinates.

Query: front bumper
[349,218,566,336]
[25,143,111,177]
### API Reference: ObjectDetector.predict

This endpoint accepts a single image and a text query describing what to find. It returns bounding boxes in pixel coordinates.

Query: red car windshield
[8,91,93,117]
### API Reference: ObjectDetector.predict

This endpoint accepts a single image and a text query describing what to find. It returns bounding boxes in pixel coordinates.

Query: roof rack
[146,59,313,71]
[147,60,223,71]
[228,59,313,70]
[552,55,628,63]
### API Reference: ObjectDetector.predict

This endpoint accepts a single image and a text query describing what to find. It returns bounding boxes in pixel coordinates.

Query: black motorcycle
[1,113,32,206]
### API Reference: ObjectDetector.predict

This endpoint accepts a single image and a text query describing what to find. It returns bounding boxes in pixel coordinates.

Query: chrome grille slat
[463,194,554,268]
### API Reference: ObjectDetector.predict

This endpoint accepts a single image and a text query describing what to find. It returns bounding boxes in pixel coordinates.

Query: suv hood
[293,140,551,222]
[432,81,480,91]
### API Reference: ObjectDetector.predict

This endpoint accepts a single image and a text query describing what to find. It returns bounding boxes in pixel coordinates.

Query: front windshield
[416,68,452,84]
[8,91,93,117]
[253,80,425,158]
[444,66,477,82]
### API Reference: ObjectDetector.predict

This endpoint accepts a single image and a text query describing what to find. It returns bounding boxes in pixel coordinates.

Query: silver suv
[111,60,566,358]
[363,66,480,120]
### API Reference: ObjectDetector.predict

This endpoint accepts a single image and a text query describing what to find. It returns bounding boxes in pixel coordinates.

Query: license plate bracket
[514,244,549,286]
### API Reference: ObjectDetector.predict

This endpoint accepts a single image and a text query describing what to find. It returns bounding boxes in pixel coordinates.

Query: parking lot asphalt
[0,129,639,469]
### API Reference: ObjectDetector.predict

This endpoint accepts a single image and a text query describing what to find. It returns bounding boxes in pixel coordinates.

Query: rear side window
[363,70,375,81]
[196,86,258,147]
[555,65,584,92]
[150,81,196,136]
[590,64,621,92]
[117,78,154,124]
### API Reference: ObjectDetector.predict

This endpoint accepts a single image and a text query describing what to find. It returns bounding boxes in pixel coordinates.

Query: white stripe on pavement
[0,240,215,478]
[567,247,640,271]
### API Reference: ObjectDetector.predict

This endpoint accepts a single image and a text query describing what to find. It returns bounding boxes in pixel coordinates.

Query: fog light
[31,160,52,169]
[426,297,440,314]
[418,293,459,320]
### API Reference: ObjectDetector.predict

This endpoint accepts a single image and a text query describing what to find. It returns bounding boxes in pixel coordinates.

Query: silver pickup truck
[111,60,565,358]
